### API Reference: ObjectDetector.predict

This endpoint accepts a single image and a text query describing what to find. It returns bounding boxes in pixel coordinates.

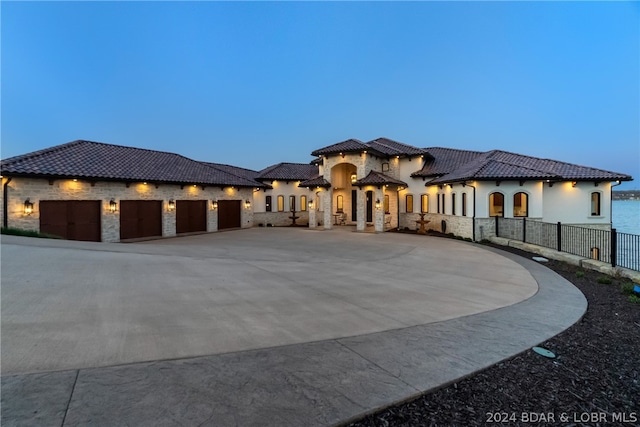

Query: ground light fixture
[168,200,175,211]
[23,199,34,215]
[109,199,117,213]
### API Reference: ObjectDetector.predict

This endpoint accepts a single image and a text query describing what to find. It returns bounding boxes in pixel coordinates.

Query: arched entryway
[330,163,358,225]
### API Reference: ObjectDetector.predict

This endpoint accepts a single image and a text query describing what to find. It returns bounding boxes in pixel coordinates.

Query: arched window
[277,195,284,212]
[591,192,601,216]
[300,195,307,211]
[513,192,528,217]
[289,195,296,211]
[336,195,344,213]
[384,194,390,214]
[437,194,441,213]
[441,194,446,214]
[265,196,272,212]
[462,193,467,216]
[406,194,414,213]
[421,194,429,213]
[489,192,504,217]
[451,193,456,216]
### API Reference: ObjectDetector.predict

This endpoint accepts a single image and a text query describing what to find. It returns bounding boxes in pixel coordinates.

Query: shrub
[620,282,636,296]
[0,227,61,239]
[596,276,613,285]
[575,270,585,278]
[628,295,640,304]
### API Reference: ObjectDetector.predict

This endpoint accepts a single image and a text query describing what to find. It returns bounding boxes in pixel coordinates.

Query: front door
[366,191,373,223]
[351,190,357,221]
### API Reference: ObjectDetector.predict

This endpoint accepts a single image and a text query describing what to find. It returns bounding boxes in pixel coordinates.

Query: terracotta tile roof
[257,163,319,181]
[0,140,262,187]
[354,170,407,187]
[422,149,633,184]
[411,147,485,178]
[202,162,263,187]
[298,175,331,188]
[366,137,431,158]
[310,139,376,157]
[311,137,430,159]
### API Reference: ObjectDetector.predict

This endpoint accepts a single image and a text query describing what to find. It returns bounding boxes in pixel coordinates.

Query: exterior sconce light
[212,200,218,209]
[350,173,357,184]
[571,181,577,188]
[245,200,251,209]
[375,199,381,210]
[308,199,314,209]
[24,199,34,215]
[168,199,175,211]
[109,199,117,213]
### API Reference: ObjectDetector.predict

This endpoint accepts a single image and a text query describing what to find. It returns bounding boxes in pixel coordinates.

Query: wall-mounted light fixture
[109,199,117,213]
[168,199,175,211]
[24,199,34,215]
[375,199,381,210]
[350,173,357,184]
[212,200,218,209]
[308,199,314,209]
[245,200,251,209]
[571,181,577,188]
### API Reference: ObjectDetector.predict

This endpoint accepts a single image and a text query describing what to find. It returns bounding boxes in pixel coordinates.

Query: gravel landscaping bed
[347,242,639,427]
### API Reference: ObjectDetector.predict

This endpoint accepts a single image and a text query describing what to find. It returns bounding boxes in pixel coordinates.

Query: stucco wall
[2,177,253,242]
[253,181,311,213]
[542,181,612,225]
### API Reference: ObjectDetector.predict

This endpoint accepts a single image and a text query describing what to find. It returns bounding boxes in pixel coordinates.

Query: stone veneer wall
[253,211,310,227]
[400,213,474,239]
[1,177,253,242]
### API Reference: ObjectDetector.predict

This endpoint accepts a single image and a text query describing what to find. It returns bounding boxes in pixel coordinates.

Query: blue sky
[2,1,638,189]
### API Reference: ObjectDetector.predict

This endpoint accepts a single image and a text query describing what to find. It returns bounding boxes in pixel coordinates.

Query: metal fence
[496,217,640,271]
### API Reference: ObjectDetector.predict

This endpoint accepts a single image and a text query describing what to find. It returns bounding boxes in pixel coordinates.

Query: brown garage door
[40,200,101,242]
[218,200,241,230]
[120,200,162,240]
[176,200,207,234]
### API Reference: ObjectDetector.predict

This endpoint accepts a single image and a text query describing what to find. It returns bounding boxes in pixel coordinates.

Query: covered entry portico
[304,138,411,233]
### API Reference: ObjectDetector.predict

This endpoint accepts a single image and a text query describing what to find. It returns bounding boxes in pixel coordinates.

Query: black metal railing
[495,217,640,271]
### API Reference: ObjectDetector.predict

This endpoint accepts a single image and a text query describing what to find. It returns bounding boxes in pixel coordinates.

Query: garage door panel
[39,201,100,242]
[176,200,206,234]
[69,201,101,241]
[218,200,241,230]
[139,201,162,237]
[40,201,69,239]
[120,200,162,240]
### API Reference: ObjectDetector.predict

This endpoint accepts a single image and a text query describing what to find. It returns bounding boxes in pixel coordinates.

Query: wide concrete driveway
[2,228,537,375]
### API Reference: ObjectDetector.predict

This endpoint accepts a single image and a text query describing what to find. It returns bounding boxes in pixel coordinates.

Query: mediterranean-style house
[0,138,632,243]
